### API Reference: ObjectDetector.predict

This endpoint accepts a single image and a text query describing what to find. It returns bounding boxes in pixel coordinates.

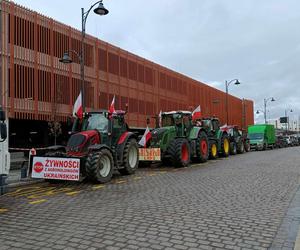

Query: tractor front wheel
[169,138,191,168]
[237,141,245,154]
[85,149,114,183]
[195,131,209,163]
[119,138,139,175]
[221,134,230,157]
[209,141,218,159]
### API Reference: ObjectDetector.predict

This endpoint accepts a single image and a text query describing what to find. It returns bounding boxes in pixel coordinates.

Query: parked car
[290,136,299,146]
[283,136,293,146]
[275,136,288,148]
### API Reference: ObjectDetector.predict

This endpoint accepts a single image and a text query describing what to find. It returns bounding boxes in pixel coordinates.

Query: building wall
[0,1,254,129]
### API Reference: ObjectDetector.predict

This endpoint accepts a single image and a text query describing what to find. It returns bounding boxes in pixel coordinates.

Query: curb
[7,179,44,189]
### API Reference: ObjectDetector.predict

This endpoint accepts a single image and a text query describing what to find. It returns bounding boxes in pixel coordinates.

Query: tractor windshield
[161,115,175,127]
[82,113,108,132]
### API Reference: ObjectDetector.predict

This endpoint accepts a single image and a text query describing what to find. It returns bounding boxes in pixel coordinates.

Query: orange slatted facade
[0,1,254,133]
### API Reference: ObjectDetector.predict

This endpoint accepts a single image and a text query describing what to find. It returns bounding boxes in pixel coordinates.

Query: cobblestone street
[1,147,300,250]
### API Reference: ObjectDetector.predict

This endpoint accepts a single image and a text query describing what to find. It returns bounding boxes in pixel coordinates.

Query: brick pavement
[0,147,300,249]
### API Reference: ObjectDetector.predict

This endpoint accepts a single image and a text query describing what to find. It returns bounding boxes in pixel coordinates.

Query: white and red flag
[158,110,162,127]
[73,92,83,119]
[139,126,152,148]
[109,95,116,117]
[192,105,201,120]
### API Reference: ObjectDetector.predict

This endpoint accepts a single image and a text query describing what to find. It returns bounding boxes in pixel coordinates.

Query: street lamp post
[285,109,293,135]
[225,79,240,125]
[59,1,109,114]
[263,97,275,124]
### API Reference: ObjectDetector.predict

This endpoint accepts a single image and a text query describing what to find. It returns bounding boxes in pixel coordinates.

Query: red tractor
[32,109,139,183]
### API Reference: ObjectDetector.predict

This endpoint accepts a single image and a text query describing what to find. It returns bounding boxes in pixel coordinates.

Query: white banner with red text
[32,157,80,181]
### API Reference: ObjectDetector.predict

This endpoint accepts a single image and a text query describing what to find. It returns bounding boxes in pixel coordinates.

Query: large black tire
[119,139,139,175]
[230,142,237,155]
[237,141,245,154]
[220,134,230,157]
[85,148,114,183]
[169,138,191,168]
[195,131,209,163]
[209,141,218,159]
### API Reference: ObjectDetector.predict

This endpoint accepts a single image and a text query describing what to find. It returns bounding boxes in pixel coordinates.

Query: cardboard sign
[32,157,80,181]
[139,148,161,161]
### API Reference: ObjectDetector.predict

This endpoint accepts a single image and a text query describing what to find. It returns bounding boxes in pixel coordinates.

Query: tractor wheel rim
[201,140,208,156]
[181,143,188,162]
[224,139,229,153]
[128,146,138,168]
[211,144,217,156]
[99,155,111,177]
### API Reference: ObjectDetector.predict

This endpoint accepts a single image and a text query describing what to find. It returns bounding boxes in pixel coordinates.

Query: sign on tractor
[139,148,161,161]
[32,157,80,181]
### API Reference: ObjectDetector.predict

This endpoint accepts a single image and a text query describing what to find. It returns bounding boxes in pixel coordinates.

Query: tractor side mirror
[0,122,7,141]
[0,107,6,121]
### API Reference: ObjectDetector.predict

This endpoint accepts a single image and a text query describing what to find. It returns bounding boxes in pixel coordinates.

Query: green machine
[248,124,275,150]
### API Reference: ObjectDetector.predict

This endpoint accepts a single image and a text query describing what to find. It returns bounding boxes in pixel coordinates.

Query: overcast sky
[13,0,300,124]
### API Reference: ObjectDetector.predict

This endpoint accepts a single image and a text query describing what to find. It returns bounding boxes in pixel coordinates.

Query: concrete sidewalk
[6,168,42,188]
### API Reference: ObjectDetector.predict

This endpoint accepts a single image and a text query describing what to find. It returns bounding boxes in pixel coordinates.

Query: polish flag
[109,95,116,117]
[192,105,201,120]
[139,126,152,148]
[73,92,83,119]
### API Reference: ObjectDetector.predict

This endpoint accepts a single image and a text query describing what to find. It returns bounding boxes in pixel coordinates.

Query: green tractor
[220,125,250,154]
[139,111,209,168]
[199,118,230,159]
[32,109,139,183]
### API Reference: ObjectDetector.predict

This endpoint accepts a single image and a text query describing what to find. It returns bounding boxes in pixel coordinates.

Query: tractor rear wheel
[119,138,139,175]
[169,138,190,168]
[221,134,230,157]
[85,148,114,183]
[230,142,237,155]
[209,141,218,159]
[195,131,209,163]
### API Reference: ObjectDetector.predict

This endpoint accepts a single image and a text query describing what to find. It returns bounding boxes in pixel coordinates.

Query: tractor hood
[150,126,175,149]
[66,130,100,156]
[151,127,168,143]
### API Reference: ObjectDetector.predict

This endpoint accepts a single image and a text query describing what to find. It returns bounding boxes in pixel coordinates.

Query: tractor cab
[67,110,129,156]
[201,118,220,135]
[161,111,192,137]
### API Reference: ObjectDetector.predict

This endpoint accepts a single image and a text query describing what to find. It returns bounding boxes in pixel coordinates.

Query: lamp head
[256,110,260,114]
[94,1,109,15]
[59,52,73,64]
[271,97,275,102]
[234,79,241,85]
